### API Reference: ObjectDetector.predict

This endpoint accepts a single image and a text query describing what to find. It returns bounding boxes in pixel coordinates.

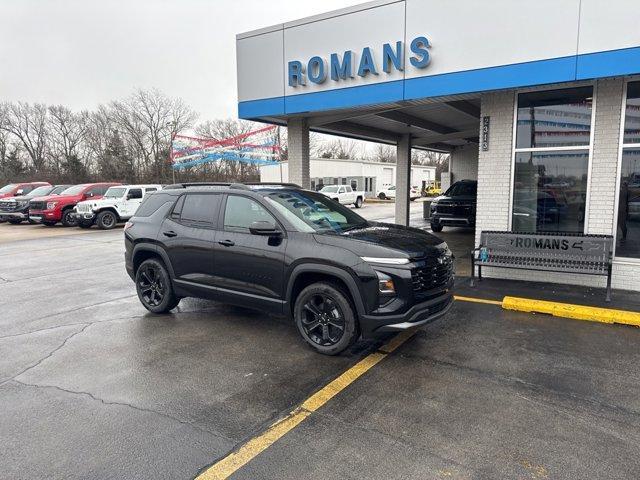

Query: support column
[287,118,310,188]
[394,134,411,226]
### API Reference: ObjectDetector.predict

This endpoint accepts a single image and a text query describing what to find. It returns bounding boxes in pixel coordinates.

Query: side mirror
[249,221,281,236]
[15,189,24,196]
[86,192,94,198]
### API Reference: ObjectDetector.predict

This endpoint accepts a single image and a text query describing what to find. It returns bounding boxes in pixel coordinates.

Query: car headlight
[430,202,437,211]
[46,201,58,210]
[17,200,28,207]
[376,271,396,294]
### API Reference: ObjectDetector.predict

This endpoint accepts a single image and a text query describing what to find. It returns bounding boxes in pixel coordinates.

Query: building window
[341,178,347,185]
[351,180,358,190]
[511,86,593,233]
[333,177,339,185]
[616,82,640,259]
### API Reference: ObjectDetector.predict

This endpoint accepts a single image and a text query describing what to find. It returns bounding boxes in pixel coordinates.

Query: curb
[454,295,640,327]
[502,296,640,327]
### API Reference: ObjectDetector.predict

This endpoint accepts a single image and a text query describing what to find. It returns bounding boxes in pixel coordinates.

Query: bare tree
[318,138,361,159]
[0,102,49,172]
[372,144,395,163]
[47,105,90,175]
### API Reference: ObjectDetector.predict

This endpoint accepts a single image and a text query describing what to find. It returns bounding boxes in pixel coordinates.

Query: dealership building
[236,0,640,292]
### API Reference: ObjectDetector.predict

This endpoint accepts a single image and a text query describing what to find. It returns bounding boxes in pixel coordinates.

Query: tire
[28,219,38,225]
[8,219,22,224]
[96,210,118,230]
[294,282,358,355]
[43,221,57,227]
[378,193,386,200]
[431,223,443,232]
[61,209,78,227]
[135,258,180,313]
[354,197,363,208]
[78,220,93,229]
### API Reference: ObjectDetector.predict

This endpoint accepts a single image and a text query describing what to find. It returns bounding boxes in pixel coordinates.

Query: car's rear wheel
[431,223,443,232]
[294,282,358,355]
[8,219,22,224]
[378,192,386,200]
[135,258,180,313]
[61,209,78,227]
[96,210,117,230]
[354,197,363,208]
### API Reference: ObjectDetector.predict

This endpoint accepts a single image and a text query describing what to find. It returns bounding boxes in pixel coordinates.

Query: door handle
[163,230,177,237]
[218,239,235,247]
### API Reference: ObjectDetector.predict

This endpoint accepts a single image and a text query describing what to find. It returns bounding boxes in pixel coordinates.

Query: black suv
[429,180,477,232]
[124,183,454,355]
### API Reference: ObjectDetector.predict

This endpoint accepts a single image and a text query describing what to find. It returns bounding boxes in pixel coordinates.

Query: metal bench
[471,231,614,302]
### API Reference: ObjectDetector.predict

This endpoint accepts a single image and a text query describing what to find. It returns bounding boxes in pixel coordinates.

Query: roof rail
[162,181,302,191]
[244,182,302,188]
[163,182,234,190]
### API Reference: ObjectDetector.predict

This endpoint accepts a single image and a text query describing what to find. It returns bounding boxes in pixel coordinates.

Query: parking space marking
[454,295,502,306]
[196,330,416,480]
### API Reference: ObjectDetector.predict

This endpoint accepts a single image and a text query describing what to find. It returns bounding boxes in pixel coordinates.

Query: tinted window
[446,182,477,197]
[135,193,172,217]
[224,196,274,230]
[516,87,593,149]
[180,194,218,224]
[616,149,640,259]
[624,82,640,144]
[512,151,588,233]
[171,195,184,218]
[128,188,143,199]
[145,187,158,194]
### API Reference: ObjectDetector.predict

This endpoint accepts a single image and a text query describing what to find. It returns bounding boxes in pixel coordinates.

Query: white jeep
[73,184,162,229]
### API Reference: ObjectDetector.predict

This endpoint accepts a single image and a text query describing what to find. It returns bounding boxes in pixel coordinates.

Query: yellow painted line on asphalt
[503,296,640,327]
[454,295,503,306]
[196,330,416,480]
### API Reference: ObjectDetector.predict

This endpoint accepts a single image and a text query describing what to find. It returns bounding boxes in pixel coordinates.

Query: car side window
[145,188,157,195]
[223,195,275,231]
[345,186,352,193]
[128,188,143,200]
[338,187,345,194]
[180,194,219,225]
[171,195,185,219]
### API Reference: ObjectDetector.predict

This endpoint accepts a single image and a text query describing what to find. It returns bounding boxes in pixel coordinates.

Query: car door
[160,193,220,295]
[213,194,287,313]
[337,186,346,204]
[123,188,143,217]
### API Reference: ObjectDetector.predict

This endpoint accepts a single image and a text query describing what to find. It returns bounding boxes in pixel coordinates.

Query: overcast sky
[0,0,361,121]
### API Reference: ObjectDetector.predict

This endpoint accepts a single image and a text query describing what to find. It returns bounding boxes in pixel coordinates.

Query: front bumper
[70,211,96,222]
[0,211,28,220]
[430,214,475,227]
[28,210,60,223]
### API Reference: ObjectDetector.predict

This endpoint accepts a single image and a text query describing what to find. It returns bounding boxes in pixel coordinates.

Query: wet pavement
[1,224,639,479]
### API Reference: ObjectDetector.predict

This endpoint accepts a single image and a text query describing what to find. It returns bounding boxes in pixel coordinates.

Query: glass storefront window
[516,87,593,149]
[513,151,588,233]
[623,82,640,145]
[512,87,593,233]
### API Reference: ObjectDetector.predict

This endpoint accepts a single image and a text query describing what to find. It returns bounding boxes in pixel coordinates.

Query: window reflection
[623,82,640,145]
[516,87,593,149]
[616,148,640,258]
[512,151,588,233]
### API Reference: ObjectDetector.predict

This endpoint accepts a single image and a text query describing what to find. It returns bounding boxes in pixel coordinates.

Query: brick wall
[474,80,640,292]
[450,144,479,182]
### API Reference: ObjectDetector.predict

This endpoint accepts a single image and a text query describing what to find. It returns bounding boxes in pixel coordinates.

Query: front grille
[0,201,19,212]
[435,203,472,216]
[29,201,46,211]
[76,203,91,213]
[411,257,453,294]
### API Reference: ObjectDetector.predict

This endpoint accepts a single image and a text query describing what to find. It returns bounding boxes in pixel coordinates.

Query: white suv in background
[377,185,421,201]
[72,184,162,229]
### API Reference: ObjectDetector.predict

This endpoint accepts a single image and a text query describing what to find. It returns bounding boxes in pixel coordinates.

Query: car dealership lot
[2,224,640,479]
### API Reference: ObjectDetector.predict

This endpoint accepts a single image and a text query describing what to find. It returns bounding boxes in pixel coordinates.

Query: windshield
[25,186,53,197]
[60,185,87,196]
[0,184,17,194]
[320,186,339,193]
[445,182,477,197]
[104,187,126,198]
[264,190,367,234]
[50,186,70,195]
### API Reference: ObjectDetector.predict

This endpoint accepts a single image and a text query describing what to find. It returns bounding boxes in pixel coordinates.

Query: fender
[286,263,366,317]
[131,242,177,280]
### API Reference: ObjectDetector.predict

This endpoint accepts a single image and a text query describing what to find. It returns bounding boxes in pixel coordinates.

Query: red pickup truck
[29,183,121,227]
[0,182,50,199]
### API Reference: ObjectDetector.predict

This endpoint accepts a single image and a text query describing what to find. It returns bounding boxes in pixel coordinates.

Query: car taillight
[124,221,133,231]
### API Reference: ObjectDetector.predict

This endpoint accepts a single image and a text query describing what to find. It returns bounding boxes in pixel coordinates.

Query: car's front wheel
[78,220,93,229]
[294,282,358,355]
[431,223,443,232]
[135,258,180,313]
[61,209,78,227]
[96,210,118,229]
[378,192,386,200]
[354,197,363,208]
[8,219,22,224]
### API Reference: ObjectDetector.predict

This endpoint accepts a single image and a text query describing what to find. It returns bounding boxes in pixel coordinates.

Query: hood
[0,194,31,202]
[314,222,446,260]
[32,193,82,203]
[434,194,476,204]
[77,198,114,208]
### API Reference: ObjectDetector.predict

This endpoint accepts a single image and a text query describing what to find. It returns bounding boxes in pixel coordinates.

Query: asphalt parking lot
[2,219,640,479]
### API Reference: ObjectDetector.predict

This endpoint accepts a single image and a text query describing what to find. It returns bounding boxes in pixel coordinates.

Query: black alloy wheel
[135,258,180,313]
[378,192,386,199]
[61,209,78,227]
[294,282,358,355]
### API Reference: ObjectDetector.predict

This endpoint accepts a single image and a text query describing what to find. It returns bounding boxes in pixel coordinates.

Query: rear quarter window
[135,193,173,217]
